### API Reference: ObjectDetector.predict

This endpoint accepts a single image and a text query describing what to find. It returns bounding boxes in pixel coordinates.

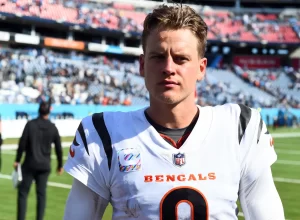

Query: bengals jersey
[64,104,277,220]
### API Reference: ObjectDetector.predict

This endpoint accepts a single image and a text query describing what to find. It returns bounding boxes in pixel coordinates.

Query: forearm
[54,134,63,168]
[0,133,2,146]
[15,143,25,162]
[0,118,2,146]
[64,178,108,220]
[16,124,29,162]
[240,167,285,220]
[55,145,63,168]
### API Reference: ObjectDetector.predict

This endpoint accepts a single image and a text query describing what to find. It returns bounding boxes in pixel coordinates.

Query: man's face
[140,28,207,105]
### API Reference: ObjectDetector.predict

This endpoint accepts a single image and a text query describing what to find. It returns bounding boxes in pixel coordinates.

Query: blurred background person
[13,100,63,220]
[0,114,3,172]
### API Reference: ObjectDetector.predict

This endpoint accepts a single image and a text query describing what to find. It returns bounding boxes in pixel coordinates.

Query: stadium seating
[1,48,299,109]
[232,65,300,108]
[0,0,299,43]
[0,49,148,106]
[0,1,299,109]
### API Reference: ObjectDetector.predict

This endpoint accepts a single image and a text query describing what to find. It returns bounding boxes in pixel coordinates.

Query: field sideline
[0,127,299,220]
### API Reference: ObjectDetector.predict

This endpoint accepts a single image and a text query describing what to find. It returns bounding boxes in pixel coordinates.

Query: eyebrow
[148,51,190,57]
[148,51,165,56]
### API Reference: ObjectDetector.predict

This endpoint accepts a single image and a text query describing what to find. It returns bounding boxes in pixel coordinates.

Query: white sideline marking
[1,151,69,160]
[272,133,300,138]
[273,177,300,184]
[276,160,300,166]
[0,174,72,189]
[238,212,244,217]
[276,149,300,155]
[1,142,72,150]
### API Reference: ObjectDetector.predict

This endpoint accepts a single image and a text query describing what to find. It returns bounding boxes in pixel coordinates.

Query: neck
[40,115,49,120]
[146,96,198,129]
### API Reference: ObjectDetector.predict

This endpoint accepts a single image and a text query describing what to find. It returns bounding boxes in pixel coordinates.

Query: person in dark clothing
[0,114,3,172]
[14,101,63,220]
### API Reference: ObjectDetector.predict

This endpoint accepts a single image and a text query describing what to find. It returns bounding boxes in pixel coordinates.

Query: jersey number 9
[160,186,208,220]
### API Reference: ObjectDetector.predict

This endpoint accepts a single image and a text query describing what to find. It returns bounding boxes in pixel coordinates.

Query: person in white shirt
[63,4,285,220]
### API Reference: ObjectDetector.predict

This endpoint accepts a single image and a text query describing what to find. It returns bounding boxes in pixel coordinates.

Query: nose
[162,56,175,75]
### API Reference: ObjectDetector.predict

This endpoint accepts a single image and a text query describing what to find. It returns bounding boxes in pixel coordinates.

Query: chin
[156,94,181,105]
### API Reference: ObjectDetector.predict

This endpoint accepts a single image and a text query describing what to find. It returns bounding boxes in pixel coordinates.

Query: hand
[13,162,19,170]
[57,167,64,176]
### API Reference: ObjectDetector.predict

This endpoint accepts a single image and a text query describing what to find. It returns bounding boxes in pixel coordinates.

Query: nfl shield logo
[173,153,186,167]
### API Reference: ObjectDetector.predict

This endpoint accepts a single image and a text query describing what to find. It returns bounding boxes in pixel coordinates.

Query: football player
[63,4,285,220]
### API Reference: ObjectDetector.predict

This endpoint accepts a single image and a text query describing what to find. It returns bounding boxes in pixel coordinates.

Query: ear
[197,57,207,81]
[139,54,145,77]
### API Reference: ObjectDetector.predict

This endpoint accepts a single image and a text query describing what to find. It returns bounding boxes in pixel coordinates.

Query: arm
[239,109,285,219]
[239,167,284,220]
[0,118,2,172]
[53,126,63,171]
[0,116,2,146]
[15,122,29,163]
[64,178,109,220]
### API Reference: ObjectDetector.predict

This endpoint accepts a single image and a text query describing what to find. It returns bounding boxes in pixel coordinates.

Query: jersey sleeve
[240,106,277,183]
[239,167,285,220]
[64,116,110,200]
[64,179,109,220]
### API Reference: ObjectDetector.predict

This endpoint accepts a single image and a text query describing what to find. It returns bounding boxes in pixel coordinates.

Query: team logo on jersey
[173,152,186,167]
[118,148,142,172]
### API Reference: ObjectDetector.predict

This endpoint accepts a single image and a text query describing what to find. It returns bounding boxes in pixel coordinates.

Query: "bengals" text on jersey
[144,172,216,182]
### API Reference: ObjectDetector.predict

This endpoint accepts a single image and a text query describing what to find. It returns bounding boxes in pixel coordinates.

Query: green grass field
[0,127,299,220]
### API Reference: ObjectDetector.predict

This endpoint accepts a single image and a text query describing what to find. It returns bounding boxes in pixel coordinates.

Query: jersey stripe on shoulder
[238,104,252,144]
[92,112,113,170]
[257,117,263,143]
[78,122,89,155]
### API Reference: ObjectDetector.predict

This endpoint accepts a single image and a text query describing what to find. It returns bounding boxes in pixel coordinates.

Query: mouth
[158,80,179,89]
[159,80,179,86]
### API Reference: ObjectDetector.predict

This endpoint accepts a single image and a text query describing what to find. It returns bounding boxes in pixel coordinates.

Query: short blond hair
[142,4,208,57]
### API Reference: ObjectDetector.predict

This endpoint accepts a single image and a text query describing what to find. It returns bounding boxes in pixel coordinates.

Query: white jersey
[64,104,277,220]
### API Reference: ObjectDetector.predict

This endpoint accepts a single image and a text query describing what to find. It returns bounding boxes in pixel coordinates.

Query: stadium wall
[0,104,147,120]
[0,104,299,138]
[0,104,147,138]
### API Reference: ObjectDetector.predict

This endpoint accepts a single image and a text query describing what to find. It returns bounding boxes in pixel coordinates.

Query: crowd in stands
[0,0,299,43]
[0,49,148,106]
[0,0,146,34]
[232,65,300,108]
[196,77,270,108]
[236,13,300,43]
[0,0,299,125]
[1,48,299,109]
